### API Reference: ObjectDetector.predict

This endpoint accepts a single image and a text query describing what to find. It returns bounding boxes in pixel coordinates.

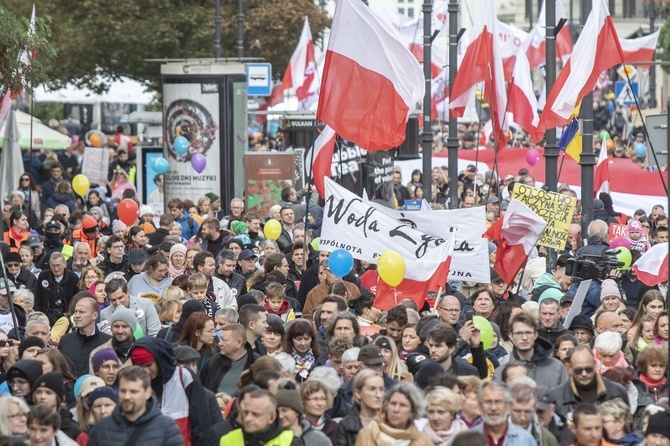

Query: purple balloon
[525,148,540,166]
[191,153,206,174]
[610,236,631,250]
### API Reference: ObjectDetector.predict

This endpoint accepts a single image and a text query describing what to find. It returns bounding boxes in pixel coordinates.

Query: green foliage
[0,5,56,96]
[659,18,670,74]
[3,0,329,94]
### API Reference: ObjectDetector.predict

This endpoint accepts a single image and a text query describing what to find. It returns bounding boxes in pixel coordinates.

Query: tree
[3,0,329,93]
[658,15,670,74]
[0,5,55,96]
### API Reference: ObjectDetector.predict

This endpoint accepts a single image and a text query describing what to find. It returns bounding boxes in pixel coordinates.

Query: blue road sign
[615,81,638,106]
[247,63,272,96]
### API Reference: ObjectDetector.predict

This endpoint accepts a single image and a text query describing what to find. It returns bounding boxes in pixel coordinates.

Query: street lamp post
[579,0,595,234]
[447,0,459,209]
[544,0,559,192]
[649,2,657,108]
[421,0,433,197]
[237,0,245,58]
[215,0,222,58]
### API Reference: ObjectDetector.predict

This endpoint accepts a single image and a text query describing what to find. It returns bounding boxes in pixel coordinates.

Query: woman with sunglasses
[110,169,137,203]
[17,175,41,220]
[0,331,17,380]
[3,252,37,293]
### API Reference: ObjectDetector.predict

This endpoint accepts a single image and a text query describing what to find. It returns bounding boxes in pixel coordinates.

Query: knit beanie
[130,346,156,365]
[600,279,621,300]
[276,389,304,416]
[87,386,119,407]
[112,220,127,233]
[109,306,138,332]
[139,205,154,217]
[33,372,65,400]
[628,219,643,233]
[646,410,670,439]
[231,221,248,235]
[178,300,207,325]
[538,287,564,304]
[89,206,105,220]
[205,193,220,203]
[170,243,187,259]
[91,349,120,373]
[19,337,45,359]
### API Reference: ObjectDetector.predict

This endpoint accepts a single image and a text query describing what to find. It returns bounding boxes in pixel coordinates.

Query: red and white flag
[524,0,573,70]
[538,0,623,131]
[431,67,449,120]
[633,242,669,286]
[305,125,337,198]
[508,50,544,142]
[317,0,424,151]
[374,234,455,311]
[594,145,610,196]
[620,31,660,69]
[282,16,318,110]
[450,0,508,151]
[497,21,529,81]
[485,199,547,285]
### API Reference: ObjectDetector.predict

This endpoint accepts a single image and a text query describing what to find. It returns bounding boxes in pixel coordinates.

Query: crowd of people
[0,128,670,446]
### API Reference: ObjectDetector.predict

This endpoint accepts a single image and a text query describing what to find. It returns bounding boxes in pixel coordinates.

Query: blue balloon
[151,157,169,174]
[328,249,354,277]
[174,136,189,156]
[635,142,647,158]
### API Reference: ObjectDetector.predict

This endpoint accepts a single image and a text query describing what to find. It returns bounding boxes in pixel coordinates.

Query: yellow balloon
[90,134,101,147]
[377,250,406,287]
[72,174,90,197]
[263,219,282,240]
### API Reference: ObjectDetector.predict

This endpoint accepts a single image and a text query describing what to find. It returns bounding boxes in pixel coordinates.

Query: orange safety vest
[70,228,100,259]
[3,231,30,252]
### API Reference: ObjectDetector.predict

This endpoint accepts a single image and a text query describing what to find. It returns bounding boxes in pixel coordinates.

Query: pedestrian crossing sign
[615,81,638,106]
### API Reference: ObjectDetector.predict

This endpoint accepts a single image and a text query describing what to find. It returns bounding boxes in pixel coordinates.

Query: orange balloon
[90,134,101,147]
[606,139,615,150]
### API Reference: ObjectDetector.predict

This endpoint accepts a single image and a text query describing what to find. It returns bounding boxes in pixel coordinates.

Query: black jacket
[537,324,572,346]
[200,342,257,393]
[58,328,111,377]
[97,254,129,277]
[87,396,184,446]
[131,337,213,446]
[147,228,170,247]
[34,269,80,325]
[8,267,37,293]
[216,271,247,298]
[59,407,81,440]
[552,376,629,419]
[331,404,362,446]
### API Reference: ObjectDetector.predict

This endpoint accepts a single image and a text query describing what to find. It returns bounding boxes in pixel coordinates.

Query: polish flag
[497,21,529,81]
[538,0,623,131]
[620,31,660,69]
[594,145,610,196]
[282,17,318,110]
[305,125,337,198]
[633,242,669,286]
[479,119,494,146]
[431,67,449,120]
[508,50,544,142]
[256,82,284,123]
[450,0,508,151]
[524,0,573,70]
[374,235,455,311]
[317,0,424,151]
[485,199,547,285]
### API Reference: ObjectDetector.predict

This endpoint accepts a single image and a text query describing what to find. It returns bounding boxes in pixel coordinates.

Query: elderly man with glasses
[551,345,629,420]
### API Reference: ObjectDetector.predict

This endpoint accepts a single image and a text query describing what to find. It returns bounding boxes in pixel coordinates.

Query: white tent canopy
[34,76,155,105]
[0,110,71,150]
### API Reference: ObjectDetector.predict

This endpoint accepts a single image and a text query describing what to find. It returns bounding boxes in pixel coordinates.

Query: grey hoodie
[128,272,173,301]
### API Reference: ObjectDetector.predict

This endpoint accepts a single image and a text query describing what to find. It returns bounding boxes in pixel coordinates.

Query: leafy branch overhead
[3,0,329,93]
[0,5,56,96]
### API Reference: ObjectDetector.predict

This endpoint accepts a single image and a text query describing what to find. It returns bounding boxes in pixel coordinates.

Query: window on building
[407,7,414,18]
[398,7,405,14]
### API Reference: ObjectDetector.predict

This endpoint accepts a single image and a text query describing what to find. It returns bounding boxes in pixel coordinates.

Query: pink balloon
[610,236,631,250]
[72,135,79,144]
[191,153,206,174]
[525,148,540,166]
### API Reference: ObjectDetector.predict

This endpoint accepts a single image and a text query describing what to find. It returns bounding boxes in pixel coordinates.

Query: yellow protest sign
[511,184,577,250]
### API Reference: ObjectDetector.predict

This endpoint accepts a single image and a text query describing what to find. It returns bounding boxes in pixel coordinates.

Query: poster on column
[162,82,221,203]
[244,153,296,218]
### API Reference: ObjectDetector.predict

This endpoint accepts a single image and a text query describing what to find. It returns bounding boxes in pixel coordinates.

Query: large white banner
[363,199,490,283]
[321,178,486,282]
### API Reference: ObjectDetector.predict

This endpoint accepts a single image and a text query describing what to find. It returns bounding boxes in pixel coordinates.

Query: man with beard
[200,218,231,258]
[215,250,247,298]
[87,366,184,445]
[244,212,265,248]
[472,381,535,445]
[66,242,91,278]
[426,323,481,377]
[89,306,138,372]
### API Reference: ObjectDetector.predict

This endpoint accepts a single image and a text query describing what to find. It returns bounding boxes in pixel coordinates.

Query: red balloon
[118,199,139,226]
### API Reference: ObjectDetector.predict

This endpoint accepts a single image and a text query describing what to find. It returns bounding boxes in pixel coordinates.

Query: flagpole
[446,0,460,210]
[28,96,34,229]
[649,4,657,108]
[543,0,560,192]
[578,0,595,236]
[421,0,434,198]
[666,99,669,382]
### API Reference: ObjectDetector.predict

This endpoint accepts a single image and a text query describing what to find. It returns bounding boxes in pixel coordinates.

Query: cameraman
[571,220,611,317]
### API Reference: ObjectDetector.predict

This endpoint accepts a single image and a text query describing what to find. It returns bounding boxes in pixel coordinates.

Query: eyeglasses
[512,331,536,338]
[572,366,595,375]
[0,340,15,347]
[5,263,20,268]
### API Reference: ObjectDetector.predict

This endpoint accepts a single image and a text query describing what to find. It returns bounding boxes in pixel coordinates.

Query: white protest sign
[321,178,446,265]
[81,147,110,185]
[362,200,490,283]
[562,279,592,329]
